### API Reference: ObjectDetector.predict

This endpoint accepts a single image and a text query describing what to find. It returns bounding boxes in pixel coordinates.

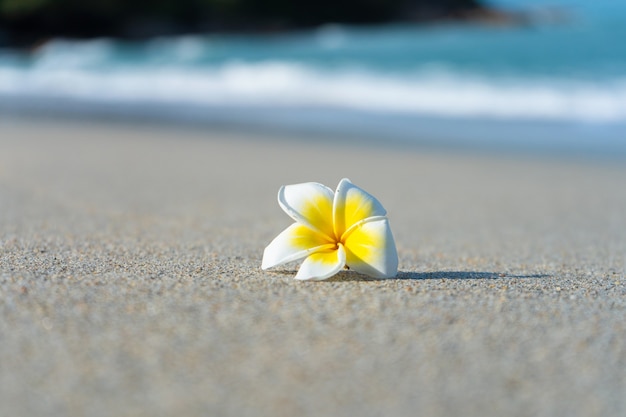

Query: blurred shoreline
[3,109,626,165]
[2,2,625,160]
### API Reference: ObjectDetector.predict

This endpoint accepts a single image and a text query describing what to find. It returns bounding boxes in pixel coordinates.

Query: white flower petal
[262,223,336,270]
[333,178,387,238]
[278,182,335,239]
[295,244,346,281]
[343,217,398,279]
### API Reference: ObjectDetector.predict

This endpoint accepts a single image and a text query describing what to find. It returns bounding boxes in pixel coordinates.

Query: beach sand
[1,118,625,417]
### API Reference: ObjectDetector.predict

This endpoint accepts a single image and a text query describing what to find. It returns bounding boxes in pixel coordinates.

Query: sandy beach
[1,118,625,417]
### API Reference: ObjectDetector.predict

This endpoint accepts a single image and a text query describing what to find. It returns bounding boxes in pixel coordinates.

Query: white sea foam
[31,38,116,69]
[2,59,626,123]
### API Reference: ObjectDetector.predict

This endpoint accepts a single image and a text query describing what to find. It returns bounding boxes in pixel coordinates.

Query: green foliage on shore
[0,0,483,45]
[0,0,478,18]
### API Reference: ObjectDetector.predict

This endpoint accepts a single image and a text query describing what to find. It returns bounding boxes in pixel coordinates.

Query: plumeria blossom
[262,178,398,281]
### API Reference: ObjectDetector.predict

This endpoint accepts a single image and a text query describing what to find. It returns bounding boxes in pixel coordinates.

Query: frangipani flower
[262,178,398,281]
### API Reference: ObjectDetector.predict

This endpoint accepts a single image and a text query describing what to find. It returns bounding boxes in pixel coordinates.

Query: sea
[1,0,625,156]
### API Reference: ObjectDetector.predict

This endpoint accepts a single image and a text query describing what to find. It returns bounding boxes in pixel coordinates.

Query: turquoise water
[1,0,625,154]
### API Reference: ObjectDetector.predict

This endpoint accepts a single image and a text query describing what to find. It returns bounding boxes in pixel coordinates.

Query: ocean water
[1,0,625,155]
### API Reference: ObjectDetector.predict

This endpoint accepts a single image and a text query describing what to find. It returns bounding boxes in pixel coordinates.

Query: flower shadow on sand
[272,269,548,282]
[396,271,549,280]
